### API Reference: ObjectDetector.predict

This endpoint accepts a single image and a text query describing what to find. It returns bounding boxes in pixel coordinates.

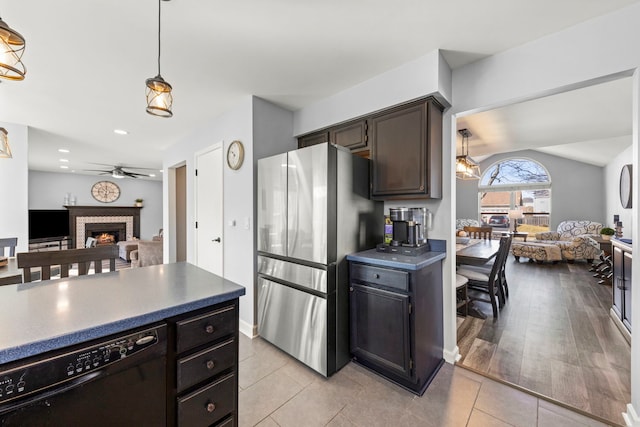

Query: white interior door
[195,144,223,275]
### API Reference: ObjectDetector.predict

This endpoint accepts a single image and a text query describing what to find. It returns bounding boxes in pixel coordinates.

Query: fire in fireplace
[96,233,116,245]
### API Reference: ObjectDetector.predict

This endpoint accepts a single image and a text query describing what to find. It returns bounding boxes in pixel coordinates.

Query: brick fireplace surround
[66,206,141,249]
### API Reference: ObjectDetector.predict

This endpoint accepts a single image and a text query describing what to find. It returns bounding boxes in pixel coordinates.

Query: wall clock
[619,164,632,209]
[226,140,245,170]
[91,180,121,203]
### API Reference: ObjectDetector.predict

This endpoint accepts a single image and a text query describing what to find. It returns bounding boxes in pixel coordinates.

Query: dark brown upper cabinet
[296,96,443,200]
[370,98,442,200]
[298,131,330,148]
[330,120,368,152]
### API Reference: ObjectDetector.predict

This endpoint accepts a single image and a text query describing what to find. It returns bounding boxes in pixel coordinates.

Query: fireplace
[85,222,127,245]
[66,206,141,249]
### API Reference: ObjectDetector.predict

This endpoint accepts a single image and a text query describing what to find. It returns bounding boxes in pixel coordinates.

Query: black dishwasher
[0,323,167,426]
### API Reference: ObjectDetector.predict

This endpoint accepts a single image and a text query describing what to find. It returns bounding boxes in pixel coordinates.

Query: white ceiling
[1,0,638,178]
[457,76,633,167]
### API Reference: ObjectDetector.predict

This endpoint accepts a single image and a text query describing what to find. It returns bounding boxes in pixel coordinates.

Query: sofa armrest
[535,231,560,241]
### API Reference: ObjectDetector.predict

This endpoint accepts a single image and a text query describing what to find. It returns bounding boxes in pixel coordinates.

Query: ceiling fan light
[145,75,173,117]
[111,169,125,179]
[0,17,26,81]
[0,127,12,158]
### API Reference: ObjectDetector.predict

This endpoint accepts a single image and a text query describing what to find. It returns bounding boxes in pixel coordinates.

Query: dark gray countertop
[347,247,446,270]
[0,262,245,365]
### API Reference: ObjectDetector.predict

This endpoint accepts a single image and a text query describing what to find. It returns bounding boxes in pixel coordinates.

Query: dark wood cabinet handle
[374,273,380,279]
[206,402,216,413]
[206,360,215,370]
[205,324,215,334]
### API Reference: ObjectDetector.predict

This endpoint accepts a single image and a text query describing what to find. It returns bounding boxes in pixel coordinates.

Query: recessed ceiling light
[159,169,163,173]
[59,158,69,162]
[113,129,128,135]
[60,165,69,169]
[58,148,70,153]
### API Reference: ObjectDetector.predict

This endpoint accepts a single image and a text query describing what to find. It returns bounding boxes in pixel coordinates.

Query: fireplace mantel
[66,206,141,248]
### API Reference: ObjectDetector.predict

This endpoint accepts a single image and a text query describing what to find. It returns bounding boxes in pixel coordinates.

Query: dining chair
[463,226,493,240]
[0,274,22,286]
[0,237,18,257]
[456,274,469,317]
[18,245,119,282]
[457,235,512,305]
[457,236,511,318]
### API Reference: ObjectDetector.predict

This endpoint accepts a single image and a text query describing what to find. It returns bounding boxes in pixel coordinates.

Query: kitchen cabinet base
[352,356,444,396]
[610,307,631,344]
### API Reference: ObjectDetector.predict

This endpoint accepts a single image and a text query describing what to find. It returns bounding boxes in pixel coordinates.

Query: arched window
[478,158,551,231]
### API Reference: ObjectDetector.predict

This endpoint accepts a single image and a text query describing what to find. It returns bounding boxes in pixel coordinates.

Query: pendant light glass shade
[146,0,173,118]
[0,127,12,158]
[456,129,480,180]
[0,17,26,81]
[146,75,173,117]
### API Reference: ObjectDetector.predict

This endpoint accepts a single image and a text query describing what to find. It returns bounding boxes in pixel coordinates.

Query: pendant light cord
[157,0,161,75]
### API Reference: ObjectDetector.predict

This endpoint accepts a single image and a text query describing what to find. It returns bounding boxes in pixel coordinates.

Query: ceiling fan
[84,164,157,179]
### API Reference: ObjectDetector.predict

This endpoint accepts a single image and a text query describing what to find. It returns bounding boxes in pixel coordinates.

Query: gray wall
[456,150,605,230]
[28,170,163,240]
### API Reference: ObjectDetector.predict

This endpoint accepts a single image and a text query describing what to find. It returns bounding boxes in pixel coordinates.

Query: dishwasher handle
[0,371,102,415]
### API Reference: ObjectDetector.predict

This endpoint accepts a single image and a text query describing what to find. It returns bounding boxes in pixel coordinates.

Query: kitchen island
[0,262,245,426]
[347,242,446,395]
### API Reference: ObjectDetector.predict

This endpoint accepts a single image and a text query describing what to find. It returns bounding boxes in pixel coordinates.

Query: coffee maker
[377,207,431,256]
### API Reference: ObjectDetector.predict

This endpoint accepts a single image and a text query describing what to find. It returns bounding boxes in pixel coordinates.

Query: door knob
[212,237,221,243]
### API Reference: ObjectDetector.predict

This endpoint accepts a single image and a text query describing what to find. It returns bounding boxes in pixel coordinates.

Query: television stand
[28,236,70,252]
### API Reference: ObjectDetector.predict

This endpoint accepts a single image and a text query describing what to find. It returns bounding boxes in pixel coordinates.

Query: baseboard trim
[239,318,257,338]
[443,345,460,364]
[624,404,640,426]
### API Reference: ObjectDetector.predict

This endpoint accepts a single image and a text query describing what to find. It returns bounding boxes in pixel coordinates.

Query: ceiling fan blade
[83,169,111,173]
[118,165,159,170]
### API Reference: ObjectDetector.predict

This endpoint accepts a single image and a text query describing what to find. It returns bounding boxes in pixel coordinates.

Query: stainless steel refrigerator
[257,143,382,376]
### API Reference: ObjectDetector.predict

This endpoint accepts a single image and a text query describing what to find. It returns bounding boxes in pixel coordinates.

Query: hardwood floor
[456,257,630,426]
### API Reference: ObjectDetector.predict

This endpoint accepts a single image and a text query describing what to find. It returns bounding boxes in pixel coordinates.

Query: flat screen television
[28,209,70,241]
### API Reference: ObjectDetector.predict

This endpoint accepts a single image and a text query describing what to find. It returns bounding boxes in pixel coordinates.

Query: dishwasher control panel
[0,324,165,405]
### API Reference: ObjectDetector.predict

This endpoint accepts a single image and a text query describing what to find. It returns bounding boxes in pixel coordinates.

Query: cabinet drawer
[351,264,409,291]
[178,372,236,427]
[177,305,236,353]
[215,415,235,427]
[177,338,236,393]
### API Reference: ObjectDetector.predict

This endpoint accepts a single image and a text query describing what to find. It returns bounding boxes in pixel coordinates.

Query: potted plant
[600,227,615,241]
[135,198,143,207]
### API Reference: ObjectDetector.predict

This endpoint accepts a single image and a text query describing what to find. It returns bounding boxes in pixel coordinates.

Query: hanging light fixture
[0,13,26,81]
[0,127,12,158]
[145,0,173,117]
[456,128,480,180]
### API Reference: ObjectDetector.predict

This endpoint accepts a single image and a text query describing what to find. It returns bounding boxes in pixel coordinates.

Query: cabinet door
[298,131,329,148]
[350,283,412,379]
[623,251,632,330]
[331,120,368,151]
[370,99,442,199]
[612,246,624,318]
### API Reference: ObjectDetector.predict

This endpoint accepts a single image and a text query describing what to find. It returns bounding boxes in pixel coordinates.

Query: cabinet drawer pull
[206,360,215,370]
[205,324,215,334]
[373,273,380,279]
[206,402,216,413]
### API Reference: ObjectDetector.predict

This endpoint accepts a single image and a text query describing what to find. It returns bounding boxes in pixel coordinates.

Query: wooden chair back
[17,245,119,283]
[0,274,22,286]
[463,226,493,240]
[0,237,18,257]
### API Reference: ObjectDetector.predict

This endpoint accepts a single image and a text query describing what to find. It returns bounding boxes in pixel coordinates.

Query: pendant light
[145,0,173,117]
[0,12,26,81]
[456,128,480,180]
[0,127,12,158]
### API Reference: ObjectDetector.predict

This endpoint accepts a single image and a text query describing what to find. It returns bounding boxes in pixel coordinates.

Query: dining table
[0,257,22,285]
[456,238,501,266]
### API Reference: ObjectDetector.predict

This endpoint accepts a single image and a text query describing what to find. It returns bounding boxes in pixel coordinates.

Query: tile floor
[238,334,614,427]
